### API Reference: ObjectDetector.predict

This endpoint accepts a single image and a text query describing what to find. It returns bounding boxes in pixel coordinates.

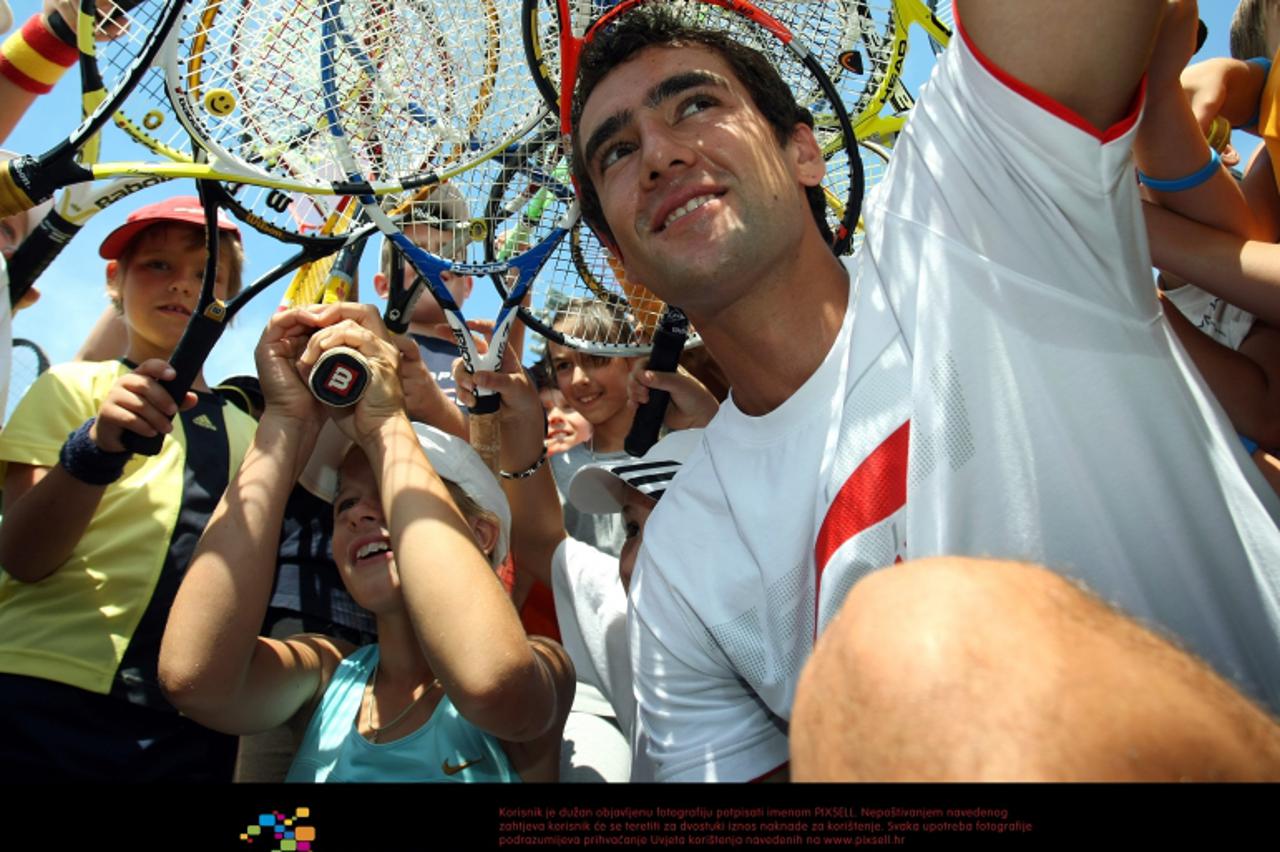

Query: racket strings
[91,0,173,94]
[527,218,701,357]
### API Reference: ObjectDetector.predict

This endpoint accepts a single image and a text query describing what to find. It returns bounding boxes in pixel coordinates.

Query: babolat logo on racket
[94,175,167,210]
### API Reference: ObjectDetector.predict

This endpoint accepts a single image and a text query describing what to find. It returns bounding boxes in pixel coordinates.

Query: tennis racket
[5,0,352,302]
[163,0,550,205]
[837,0,951,144]
[0,0,187,216]
[3,0,181,300]
[5,337,50,417]
[926,0,953,56]
[623,305,689,456]
[308,99,577,473]
[525,1,859,116]
[530,0,863,254]
[122,183,378,455]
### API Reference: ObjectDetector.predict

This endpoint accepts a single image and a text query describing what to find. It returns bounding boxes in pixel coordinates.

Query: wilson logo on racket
[323,365,358,396]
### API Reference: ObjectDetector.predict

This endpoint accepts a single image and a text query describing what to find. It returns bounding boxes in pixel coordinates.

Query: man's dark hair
[569,7,831,248]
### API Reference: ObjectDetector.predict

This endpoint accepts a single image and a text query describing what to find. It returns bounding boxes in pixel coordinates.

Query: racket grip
[7,211,81,307]
[309,346,371,408]
[0,156,44,218]
[120,315,226,456]
[469,410,501,475]
[625,310,688,457]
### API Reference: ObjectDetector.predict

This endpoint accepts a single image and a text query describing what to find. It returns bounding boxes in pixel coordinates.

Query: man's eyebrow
[643,70,729,110]
[582,70,731,170]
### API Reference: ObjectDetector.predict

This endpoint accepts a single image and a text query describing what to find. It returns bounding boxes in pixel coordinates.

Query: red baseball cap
[98,196,241,259]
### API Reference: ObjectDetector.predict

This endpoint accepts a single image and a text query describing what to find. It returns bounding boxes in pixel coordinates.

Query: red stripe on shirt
[955,6,1143,143]
[814,420,910,584]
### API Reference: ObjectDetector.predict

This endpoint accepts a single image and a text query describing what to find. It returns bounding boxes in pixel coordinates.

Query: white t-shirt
[629,28,1280,782]
[552,538,634,736]
[552,537,638,782]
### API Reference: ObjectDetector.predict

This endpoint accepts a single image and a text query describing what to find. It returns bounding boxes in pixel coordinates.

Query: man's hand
[91,360,194,452]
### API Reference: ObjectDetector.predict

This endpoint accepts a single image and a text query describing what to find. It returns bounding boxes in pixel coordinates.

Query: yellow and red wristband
[0,14,78,95]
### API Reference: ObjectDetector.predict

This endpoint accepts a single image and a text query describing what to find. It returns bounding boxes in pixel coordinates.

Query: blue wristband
[1240,434,1260,456]
[1240,56,1272,129]
[1137,148,1221,192]
[58,418,133,485]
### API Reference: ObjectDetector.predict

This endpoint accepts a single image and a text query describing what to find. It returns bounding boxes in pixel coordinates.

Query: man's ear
[372,271,389,298]
[790,122,826,188]
[460,274,473,302]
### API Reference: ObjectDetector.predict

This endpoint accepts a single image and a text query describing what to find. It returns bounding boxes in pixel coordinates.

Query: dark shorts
[0,674,236,782]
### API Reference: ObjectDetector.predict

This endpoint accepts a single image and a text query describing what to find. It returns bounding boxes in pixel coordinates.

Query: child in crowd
[455,348,718,782]
[372,185,475,415]
[544,299,642,557]
[159,304,572,782]
[0,196,255,781]
[533,359,593,457]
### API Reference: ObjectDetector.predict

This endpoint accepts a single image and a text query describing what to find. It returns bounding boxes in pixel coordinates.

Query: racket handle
[625,308,689,458]
[6,210,81,307]
[0,154,88,218]
[121,314,226,456]
[309,346,371,408]
[469,410,501,475]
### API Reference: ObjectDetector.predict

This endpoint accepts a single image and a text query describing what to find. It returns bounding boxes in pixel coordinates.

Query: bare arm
[159,310,340,734]
[393,334,467,440]
[458,361,567,591]
[303,303,574,744]
[0,359,187,582]
[1146,202,1280,325]
[0,1,129,143]
[367,413,571,742]
[1180,57,1267,131]
[0,463,104,582]
[962,1,1259,238]
[957,0,1163,132]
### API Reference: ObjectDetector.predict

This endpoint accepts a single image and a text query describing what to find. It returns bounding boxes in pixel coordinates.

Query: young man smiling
[570,1,1280,782]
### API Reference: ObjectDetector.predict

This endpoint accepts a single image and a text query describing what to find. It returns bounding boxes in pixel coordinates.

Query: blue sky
[2,0,1248,395]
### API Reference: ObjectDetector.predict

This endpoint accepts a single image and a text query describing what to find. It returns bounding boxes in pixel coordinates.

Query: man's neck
[696,246,849,417]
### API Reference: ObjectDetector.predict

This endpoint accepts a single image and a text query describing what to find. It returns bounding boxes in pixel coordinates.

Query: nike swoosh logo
[442,756,485,776]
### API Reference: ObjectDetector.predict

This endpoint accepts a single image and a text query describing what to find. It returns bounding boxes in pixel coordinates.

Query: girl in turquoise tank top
[157,304,574,782]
